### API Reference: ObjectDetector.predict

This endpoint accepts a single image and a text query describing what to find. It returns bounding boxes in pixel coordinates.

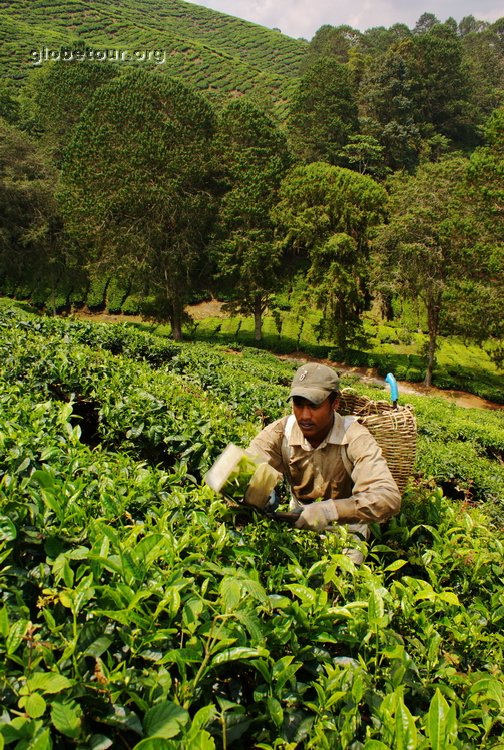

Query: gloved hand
[295,499,339,531]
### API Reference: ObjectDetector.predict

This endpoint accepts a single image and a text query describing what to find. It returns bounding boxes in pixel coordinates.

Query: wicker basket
[338,389,417,494]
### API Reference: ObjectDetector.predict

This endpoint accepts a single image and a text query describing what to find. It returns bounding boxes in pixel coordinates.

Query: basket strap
[340,416,355,477]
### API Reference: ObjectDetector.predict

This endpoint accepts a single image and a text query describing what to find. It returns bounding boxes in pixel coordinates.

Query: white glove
[295,499,339,531]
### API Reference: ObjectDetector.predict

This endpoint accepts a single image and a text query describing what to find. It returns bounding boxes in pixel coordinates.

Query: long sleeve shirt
[248,412,401,526]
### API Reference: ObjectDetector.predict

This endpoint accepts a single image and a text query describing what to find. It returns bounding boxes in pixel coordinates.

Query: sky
[184,0,503,39]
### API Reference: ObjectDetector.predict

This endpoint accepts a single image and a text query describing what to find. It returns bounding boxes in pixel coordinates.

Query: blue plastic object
[385,372,399,406]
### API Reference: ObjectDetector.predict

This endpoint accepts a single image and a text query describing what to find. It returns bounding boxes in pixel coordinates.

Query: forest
[0,3,502,393]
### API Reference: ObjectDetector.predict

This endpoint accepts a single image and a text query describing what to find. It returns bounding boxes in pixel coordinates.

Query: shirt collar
[289,412,352,450]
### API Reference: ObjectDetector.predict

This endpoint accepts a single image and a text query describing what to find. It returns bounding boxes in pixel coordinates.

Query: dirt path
[73,307,503,412]
[274,355,503,412]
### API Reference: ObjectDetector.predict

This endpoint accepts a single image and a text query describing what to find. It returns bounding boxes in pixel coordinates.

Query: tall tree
[59,70,215,340]
[462,107,504,363]
[287,57,359,165]
[20,60,117,165]
[210,100,290,340]
[360,39,422,171]
[462,23,504,128]
[413,13,440,34]
[272,163,387,351]
[374,156,497,385]
[302,24,362,68]
[413,23,473,146]
[0,117,65,303]
[361,22,475,166]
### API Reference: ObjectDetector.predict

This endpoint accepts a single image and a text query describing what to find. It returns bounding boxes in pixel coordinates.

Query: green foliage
[288,57,359,164]
[211,99,291,340]
[374,155,498,385]
[0,304,503,747]
[273,163,387,350]
[59,69,216,339]
[20,60,118,163]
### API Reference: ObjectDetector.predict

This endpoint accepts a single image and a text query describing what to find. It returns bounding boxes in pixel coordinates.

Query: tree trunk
[381,294,394,322]
[254,294,262,341]
[424,297,440,386]
[170,301,183,341]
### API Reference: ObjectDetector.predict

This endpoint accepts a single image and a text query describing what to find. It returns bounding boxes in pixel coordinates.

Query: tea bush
[1,306,503,748]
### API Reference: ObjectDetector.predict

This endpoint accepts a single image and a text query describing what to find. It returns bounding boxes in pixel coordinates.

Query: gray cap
[289,363,340,405]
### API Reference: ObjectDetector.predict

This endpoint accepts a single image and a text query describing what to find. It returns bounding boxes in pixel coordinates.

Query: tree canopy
[272,162,388,350]
[373,155,501,384]
[59,70,216,339]
[210,99,290,340]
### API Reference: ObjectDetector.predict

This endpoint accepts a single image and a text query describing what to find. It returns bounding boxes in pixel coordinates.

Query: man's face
[292,396,336,447]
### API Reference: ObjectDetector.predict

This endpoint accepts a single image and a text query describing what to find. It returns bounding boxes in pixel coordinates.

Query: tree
[462,23,504,127]
[272,163,387,351]
[287,57,359,165]
[210,100,290,340]
[0,80,20,125]
[337,134,389,179]
[413,13,440,34]
[20,60,117,165]
[413,24,474,147]
[302,24,362,68]
[359,40,423,171]
[59,70,216,340]
[462,107,504,363]
[458,15,489,36]
[374,156,496,385]
[361,23,476,166]
[0,117,68,308]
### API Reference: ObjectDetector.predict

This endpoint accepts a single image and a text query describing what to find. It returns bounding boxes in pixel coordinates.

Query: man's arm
[296,426,401,530]
[334,429,401,524]
[247,418,287,474]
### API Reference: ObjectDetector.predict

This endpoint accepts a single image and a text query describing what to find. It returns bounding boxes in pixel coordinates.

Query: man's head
[289,364,340,447]
[289,363,340,405]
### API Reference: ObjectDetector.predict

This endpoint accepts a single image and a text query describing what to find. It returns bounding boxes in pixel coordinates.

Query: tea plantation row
[0,306,503,749]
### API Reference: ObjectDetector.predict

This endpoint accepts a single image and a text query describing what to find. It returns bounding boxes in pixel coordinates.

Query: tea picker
[204,366,416,536]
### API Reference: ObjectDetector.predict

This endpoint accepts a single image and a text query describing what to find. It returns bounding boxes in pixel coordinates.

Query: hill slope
[0,0,307,114]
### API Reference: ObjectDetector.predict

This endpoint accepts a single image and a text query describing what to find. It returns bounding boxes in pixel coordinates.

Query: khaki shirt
[248,412,401,526]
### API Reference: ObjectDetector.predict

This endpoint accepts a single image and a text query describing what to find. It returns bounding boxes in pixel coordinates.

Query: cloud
[185,0,503,39]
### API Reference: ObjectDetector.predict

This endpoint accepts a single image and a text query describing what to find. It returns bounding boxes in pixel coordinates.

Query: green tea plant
[0,305,503,748]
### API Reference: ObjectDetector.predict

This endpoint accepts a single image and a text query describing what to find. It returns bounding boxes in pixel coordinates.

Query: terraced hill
[0,0,308,114]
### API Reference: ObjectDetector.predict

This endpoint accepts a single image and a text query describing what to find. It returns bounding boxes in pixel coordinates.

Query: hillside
[0,0,308,114]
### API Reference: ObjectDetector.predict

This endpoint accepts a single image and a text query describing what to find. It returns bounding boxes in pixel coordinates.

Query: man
[248,362,401,562]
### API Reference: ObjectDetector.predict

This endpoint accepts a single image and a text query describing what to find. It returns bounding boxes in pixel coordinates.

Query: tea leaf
[220,577,242,611]
[0,607,8,638]
[267,697,283,727]
[212,646,268,665]
[427,689,450,750]
[143,701,189,738]
[6,618,29,655]
[395,697,417,750]
[51,700,82,738]
[384,559,408,572]
[0,516,16,542]
[28,672,73,694]
[23,693,47,719]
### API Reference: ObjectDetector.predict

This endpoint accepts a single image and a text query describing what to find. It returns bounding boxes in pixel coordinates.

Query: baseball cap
[289,362,340,405]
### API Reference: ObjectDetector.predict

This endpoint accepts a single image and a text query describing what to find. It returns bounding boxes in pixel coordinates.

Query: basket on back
[338,389,417,495]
